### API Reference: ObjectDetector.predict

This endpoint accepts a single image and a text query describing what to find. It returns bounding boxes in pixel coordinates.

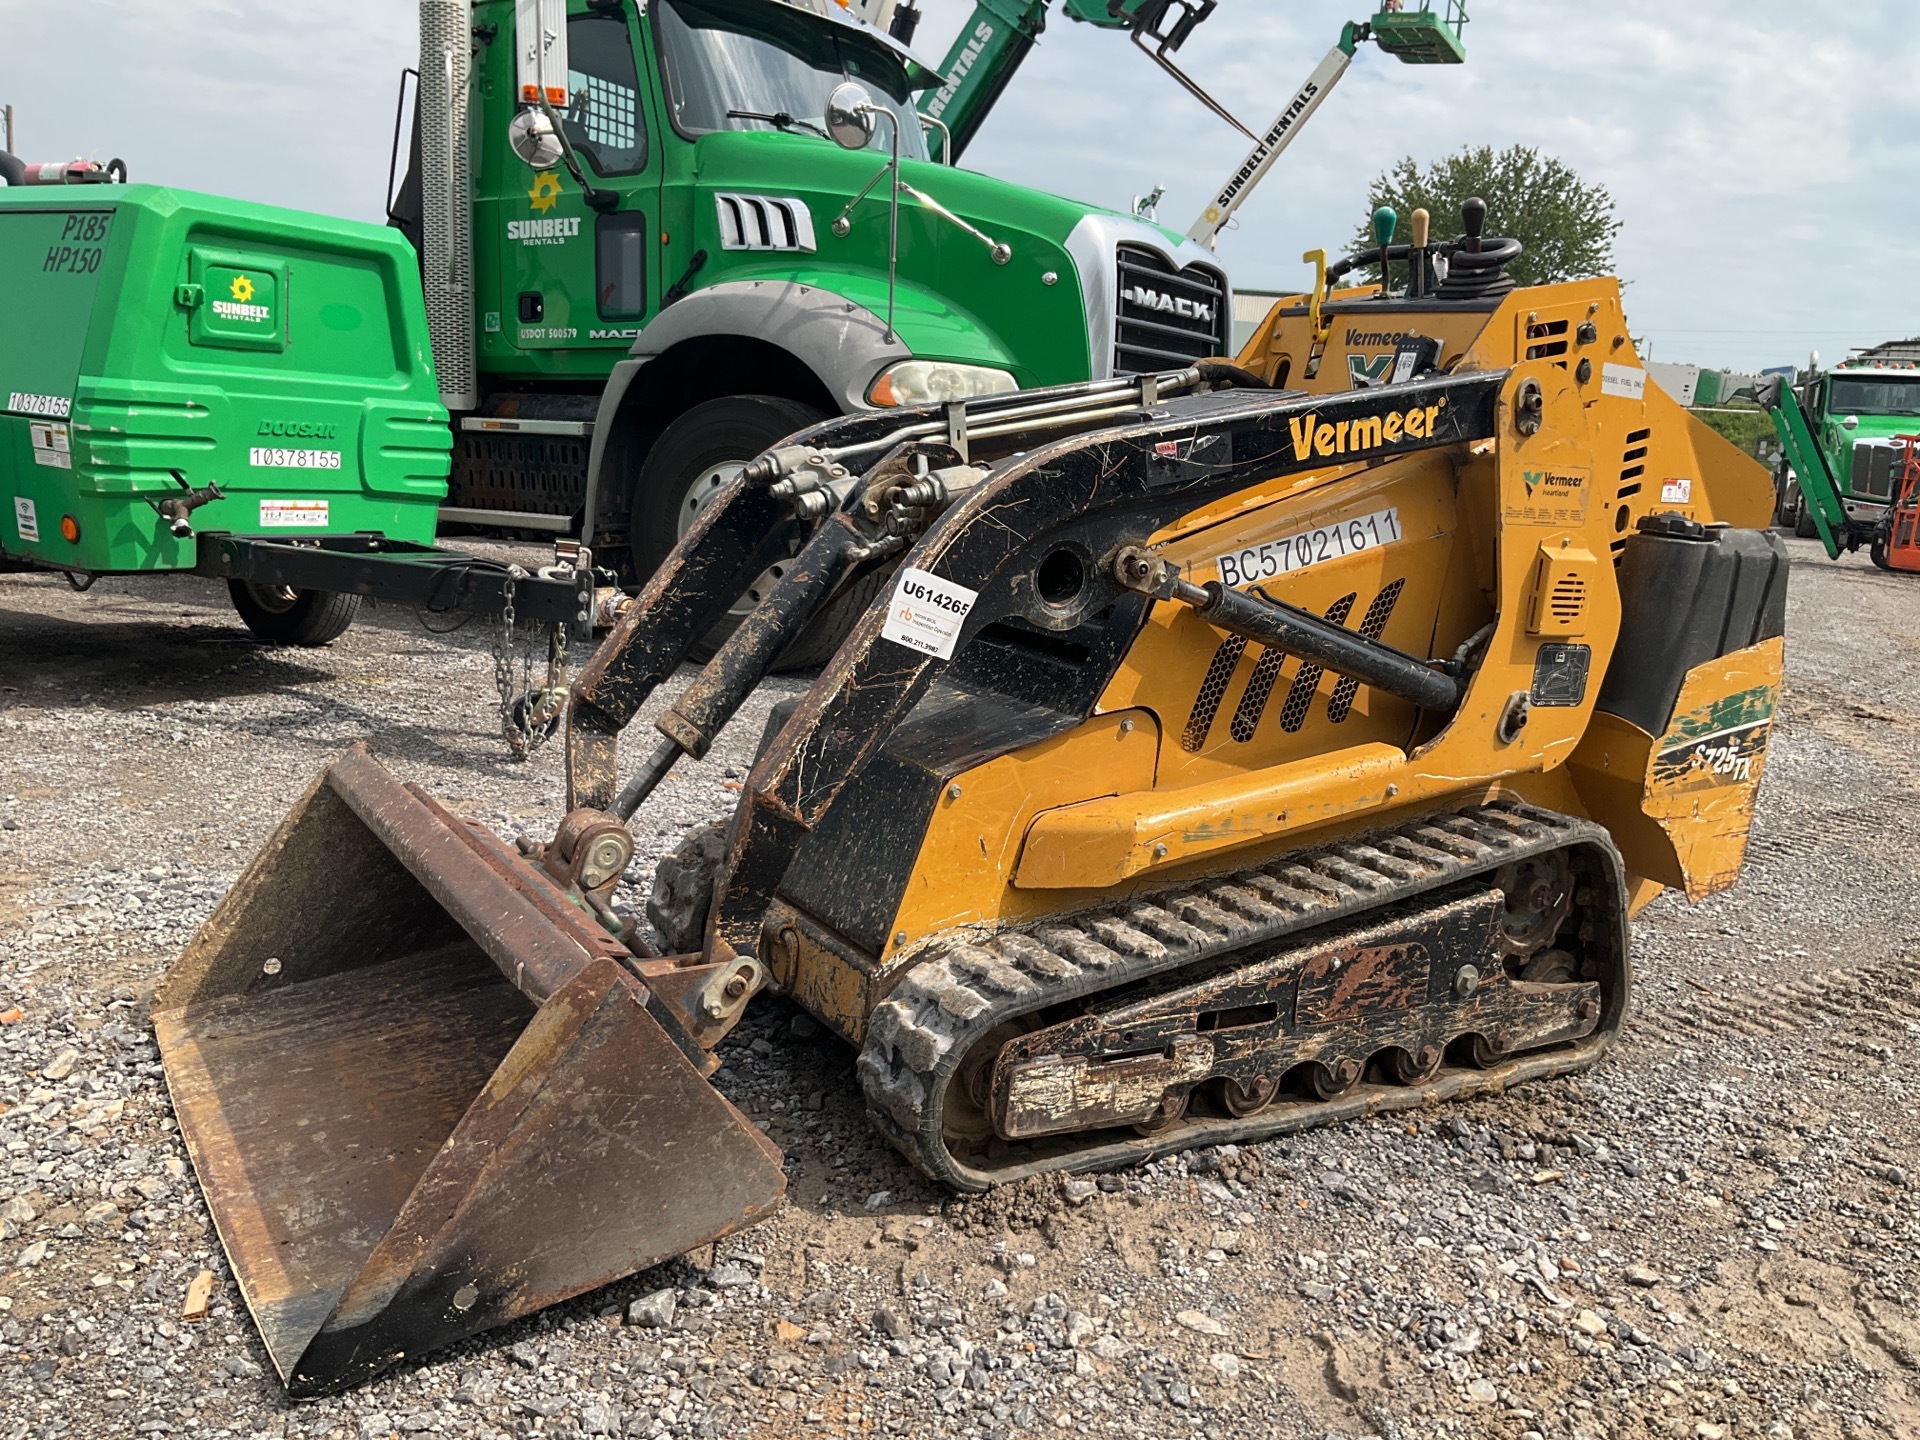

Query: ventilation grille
[1114,245,1228,374]
[1278,594,1357,732]
[715,194,817,253]
[1524,318,1570,361]
[1526,570,1588,636]
[1181,635,1246,752]
[1181,584,1414,750]
[1851,441,1898,499]
[1228,647,1288,742]
[1547,573,1586,623]
[1612,426,1653,563]
[1327,579,1405,722]
[419,0,476,410]
[449,432,588,516]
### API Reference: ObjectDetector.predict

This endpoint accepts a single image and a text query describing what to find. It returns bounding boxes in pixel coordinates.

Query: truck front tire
[632,394,876,667]
[227,581,360,646]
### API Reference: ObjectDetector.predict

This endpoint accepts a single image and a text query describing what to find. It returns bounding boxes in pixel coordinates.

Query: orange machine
[1876,437,1920,573]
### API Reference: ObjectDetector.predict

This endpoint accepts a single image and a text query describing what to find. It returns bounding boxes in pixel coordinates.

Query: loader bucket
[152,745,786,1396]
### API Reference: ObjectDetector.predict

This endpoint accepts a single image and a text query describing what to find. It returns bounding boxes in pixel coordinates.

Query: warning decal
[260,499,329,528]
[29,422,71,470]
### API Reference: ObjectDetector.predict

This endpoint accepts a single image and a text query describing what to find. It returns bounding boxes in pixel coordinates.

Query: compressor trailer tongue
[154,218,1788,1392]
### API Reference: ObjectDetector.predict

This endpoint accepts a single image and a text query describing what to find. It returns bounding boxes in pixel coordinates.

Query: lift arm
[918,0,1055,160]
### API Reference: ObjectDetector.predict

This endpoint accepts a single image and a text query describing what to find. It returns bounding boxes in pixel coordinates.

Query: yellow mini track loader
[153,204,1788,1393]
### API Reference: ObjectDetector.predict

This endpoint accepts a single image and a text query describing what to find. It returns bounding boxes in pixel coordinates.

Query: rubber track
[858,801,1630,1191]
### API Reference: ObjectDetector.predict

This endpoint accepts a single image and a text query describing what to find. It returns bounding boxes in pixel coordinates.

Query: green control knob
[1371,205,1398,247]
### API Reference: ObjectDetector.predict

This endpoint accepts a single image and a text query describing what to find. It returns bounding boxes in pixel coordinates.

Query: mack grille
[1114,246,1228,374]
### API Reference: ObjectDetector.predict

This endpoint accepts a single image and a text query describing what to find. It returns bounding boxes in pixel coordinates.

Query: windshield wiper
[726,108,828,138]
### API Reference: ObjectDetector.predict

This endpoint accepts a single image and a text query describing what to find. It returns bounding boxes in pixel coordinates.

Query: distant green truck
[1763,341,1920,551]
[1653,342,1920,562]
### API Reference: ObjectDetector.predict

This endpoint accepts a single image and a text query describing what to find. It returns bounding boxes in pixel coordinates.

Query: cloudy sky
[5,0,1915,371]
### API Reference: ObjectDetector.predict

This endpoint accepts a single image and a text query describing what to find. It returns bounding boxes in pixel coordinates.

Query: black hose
[1436,235,1522,300]
[1193,359,1271,390]
[1179,578,1462,714]
[1322,234,1524,301]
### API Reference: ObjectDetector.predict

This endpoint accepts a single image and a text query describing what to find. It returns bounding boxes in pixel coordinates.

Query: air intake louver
[715,194,817,253]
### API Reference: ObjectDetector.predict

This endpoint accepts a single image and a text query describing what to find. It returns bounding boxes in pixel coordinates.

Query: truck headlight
[867,361,1017,408]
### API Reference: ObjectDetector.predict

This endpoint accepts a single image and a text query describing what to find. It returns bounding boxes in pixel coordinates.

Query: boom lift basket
[151,746,785,1396]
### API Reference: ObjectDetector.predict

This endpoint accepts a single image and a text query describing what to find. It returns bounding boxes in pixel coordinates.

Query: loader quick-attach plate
[152,746,785,1395]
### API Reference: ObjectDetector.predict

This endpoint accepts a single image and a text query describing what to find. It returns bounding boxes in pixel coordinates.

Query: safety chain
[491,566,571,760]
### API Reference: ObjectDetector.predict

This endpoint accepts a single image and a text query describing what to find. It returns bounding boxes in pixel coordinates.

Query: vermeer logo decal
[1523,470,1585,498]
[1287,398,1447,462]
[1510,467,1591,526]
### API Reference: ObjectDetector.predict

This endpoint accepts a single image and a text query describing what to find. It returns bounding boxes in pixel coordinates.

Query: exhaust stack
[419,0,476,411]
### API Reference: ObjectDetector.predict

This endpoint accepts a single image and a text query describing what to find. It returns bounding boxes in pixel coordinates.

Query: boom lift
[1186,1,1468,249]
[156,203,1787,1394]
[892,0,1469,247]
[911,0,1257,160]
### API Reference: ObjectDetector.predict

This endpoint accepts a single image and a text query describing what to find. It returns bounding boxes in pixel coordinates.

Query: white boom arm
[842,0,901,30]
[1186,41,1355,249]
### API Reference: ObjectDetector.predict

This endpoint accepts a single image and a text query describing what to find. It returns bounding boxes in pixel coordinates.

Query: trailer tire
[1794,506,1818,540]
[770,564,891,669]
[632,394,877,668]
[227,581,360,646]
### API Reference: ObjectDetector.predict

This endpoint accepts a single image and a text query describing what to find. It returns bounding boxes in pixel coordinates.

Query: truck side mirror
[825,82,877,150]
[1842,415,1860,431]
[508,109,564,168]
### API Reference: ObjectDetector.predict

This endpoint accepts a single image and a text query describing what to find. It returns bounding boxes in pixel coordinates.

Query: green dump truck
[1765,342,1920,550]
[7,0,1241,663]
[398,0,1234,592]
[1651,343,1920,563]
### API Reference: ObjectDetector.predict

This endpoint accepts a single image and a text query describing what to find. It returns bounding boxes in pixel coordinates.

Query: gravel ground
[0,536,1916,1440]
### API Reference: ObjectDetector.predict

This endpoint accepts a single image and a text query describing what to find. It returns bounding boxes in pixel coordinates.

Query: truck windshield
[1829,376,1920,417]
[655,0,929,160]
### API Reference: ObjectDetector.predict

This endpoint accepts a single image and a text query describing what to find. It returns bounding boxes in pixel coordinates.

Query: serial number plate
[1215,506,1401,588]
[249,447,342,470]
[8,391,71,418]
